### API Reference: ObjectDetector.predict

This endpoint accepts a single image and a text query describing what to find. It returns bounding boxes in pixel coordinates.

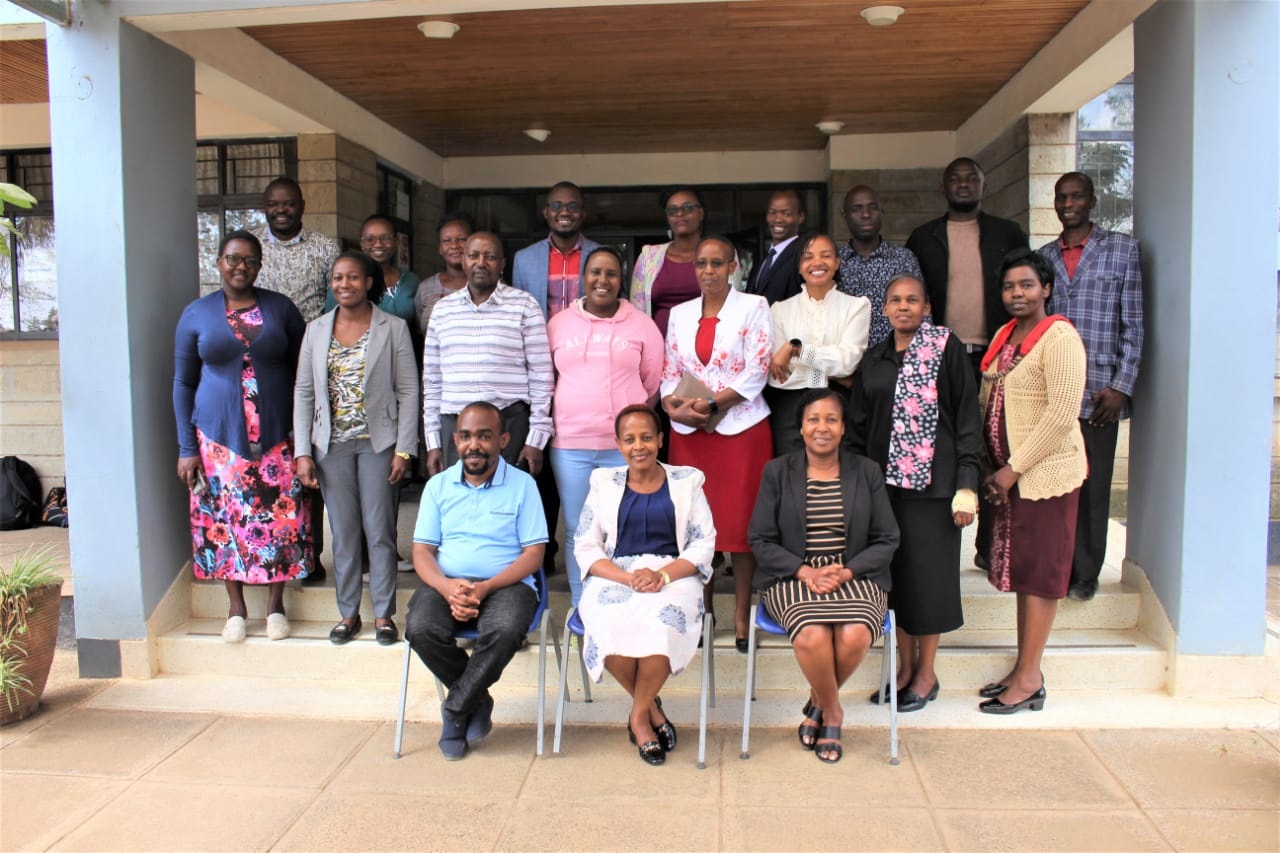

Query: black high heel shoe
[627,723,666,765]
[979,685,1046,715]
[978,682,1007,699]
[897,680,940,713]
[653,696,677,752]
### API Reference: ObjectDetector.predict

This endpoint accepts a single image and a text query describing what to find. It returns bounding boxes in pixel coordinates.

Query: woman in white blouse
[660,236,773,652]
[766,233,871,455]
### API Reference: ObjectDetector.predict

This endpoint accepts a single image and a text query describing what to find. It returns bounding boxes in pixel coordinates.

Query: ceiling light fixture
[417,20,460,39]
[815,120,845,135]
[860,5,904,26]
[524,127,551,143]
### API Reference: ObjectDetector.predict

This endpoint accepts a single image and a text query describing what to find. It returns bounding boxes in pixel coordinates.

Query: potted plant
[1,545,64,725]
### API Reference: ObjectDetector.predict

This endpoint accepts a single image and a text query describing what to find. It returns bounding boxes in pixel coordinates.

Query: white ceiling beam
[115,0,749,33]
[956,0,1154,155]
[0,3,46,39]
[160,28,444,183]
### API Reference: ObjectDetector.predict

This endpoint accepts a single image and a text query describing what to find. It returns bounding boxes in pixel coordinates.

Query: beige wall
[0,339,63,491]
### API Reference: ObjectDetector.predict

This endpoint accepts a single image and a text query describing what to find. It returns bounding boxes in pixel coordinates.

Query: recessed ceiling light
[860,5,904,26]
[816,120,845,135]
[417,20,460,39]
[524,127,551,143]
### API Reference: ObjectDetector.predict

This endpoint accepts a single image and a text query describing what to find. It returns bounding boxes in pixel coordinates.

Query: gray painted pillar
[45,8,196,675]
[1128,0,1279,655]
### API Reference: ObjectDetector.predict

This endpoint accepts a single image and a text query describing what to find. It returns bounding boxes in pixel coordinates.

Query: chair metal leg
[552,611,575,754]
[577,633,592,702]
[434,676,445,704]
[536,610,549,756]
[740,603,759,759]
[886,609,899,765]
[393,637,413,759]
[697,614,712,769]
[708,619,717,710]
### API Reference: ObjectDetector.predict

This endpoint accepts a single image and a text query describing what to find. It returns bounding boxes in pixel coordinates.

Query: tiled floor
[2,649,1277,852]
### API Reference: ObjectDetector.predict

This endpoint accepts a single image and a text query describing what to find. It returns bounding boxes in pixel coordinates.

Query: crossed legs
[603,654,672,746]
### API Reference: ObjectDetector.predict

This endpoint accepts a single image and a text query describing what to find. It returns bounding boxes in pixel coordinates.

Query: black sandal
[329,616,361,645]
[798,700,823,750]
[814,725,843,764]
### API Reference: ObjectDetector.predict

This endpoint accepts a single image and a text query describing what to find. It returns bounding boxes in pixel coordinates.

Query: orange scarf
[980,315,1073,372]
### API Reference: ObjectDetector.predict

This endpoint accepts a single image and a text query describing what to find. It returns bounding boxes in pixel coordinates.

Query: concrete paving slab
[0,651,111,748]
[49,780,314,852]
[1145,808,1280,851]
[497,797,719,851]
[0,708,213,778]
[145,716,375,788]
[933,808,1171,851]
[525,725,722,800]
[0,772,128,852]
[906,729,1131,810]
[722,805,942,851]
[272,791,511,852]
[1084,728,1280,810]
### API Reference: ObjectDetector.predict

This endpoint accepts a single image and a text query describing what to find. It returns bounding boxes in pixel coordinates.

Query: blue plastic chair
[553,605,717,769]
[740,601,898,764]
[392,568,560,758]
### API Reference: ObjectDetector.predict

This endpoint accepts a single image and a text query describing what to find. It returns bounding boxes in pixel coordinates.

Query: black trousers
[1072,418,1119,587]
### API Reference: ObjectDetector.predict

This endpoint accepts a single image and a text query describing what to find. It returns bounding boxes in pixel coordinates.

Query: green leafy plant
[0,182,37,260]
[0,545,62,712]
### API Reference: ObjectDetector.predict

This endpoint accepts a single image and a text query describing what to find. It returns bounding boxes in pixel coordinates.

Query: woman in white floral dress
[574,405,716,765]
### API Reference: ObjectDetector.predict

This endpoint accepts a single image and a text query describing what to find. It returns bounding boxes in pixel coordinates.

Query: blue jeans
[551,446,624,605]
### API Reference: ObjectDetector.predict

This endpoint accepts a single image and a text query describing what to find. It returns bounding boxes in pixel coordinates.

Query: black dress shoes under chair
[978,685,1047,714]
[896,680,940,713]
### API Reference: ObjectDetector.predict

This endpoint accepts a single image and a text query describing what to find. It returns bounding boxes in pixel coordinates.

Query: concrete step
[158,617,1167,692]
[187,570,1141,631]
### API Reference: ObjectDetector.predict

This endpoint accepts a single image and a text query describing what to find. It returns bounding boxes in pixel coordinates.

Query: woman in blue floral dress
[574,405,716,765]
[174,230,311,644]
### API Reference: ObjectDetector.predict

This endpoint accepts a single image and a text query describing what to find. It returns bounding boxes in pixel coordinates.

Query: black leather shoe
[652,697,677,752]
[375,620,398,646]
[979,685,1046,715]
[328,616,361,645]
[735,637,749,654]
[978,682,1007,699]
[868,683,894,705]
[628,723,666,765]
[897,680,940,713]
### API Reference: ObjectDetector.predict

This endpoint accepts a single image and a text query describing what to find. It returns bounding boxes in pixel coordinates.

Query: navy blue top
[173,288,305,458]
[614,479,679,558]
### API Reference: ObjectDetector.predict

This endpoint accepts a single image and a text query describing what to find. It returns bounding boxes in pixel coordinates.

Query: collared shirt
[250,225,340,323]
[422,284,554,451]
[546,236,583,320]
[768,287,871,390]
[413,457,547,591]
[1059,226,1093,279]
[836,238,923,348]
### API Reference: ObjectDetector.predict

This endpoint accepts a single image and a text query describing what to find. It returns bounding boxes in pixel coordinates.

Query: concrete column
[1128,1,1278,667]
[45,8,196,675]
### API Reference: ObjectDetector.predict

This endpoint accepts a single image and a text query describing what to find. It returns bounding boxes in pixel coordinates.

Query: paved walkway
[2,649,1277,852]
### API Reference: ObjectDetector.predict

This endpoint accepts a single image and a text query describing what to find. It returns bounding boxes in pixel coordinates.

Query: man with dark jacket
[747,188,806,304]
[906,158,1028,376]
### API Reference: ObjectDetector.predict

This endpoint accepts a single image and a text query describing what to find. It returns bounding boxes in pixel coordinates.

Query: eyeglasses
[219,254,262,270]
[693,257,729,269]
[665,202,701,217]
[360,234,397,246]
[546,201,583,214]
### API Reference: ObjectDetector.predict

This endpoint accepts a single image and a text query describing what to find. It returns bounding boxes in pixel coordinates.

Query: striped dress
[761,478,887,642]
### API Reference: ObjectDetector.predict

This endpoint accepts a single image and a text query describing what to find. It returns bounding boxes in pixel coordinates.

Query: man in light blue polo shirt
[404,401,548,760]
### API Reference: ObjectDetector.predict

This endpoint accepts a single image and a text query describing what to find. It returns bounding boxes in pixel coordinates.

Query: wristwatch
[789,337,802,353]
[705,397,720,414]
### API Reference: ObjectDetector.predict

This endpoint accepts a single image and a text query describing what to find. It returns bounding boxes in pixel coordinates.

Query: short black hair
[943,157,985,179]
[219,229,262,257]
[457,400,505,433]
[795,232,836,275]
[999,247,1055,295]
[263,176,302,198]
[361,213,396,232]
[696,234,735,257]
[437,210,476,236]
[659,186,706,210]
[768,187,806,216]
[614,404,661,437]
[795,388,846,431]
[332,250,387,304]
[1055,171,1096,198]
[547,180,583,198]
[585,245,624,270]
[885,273,928,301]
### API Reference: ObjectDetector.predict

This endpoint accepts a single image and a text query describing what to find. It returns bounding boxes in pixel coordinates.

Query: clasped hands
[797,563,850,595]
[983,464,1019,506]
[628,567,667,593]
[441,578,488,621]
[663,395,712,430]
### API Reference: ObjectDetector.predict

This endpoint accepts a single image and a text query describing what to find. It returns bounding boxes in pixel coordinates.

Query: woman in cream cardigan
[976,248,1086,715]
[294,251,419,647]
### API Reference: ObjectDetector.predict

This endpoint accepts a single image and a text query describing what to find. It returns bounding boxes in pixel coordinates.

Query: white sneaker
[222,615,247,643]
[266,612,290,641]
[398,559,415,573]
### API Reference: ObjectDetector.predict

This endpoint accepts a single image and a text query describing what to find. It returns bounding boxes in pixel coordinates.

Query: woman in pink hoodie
[548,246,665,605]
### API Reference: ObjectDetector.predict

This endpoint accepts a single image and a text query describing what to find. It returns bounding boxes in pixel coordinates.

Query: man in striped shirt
[423,232,554,479]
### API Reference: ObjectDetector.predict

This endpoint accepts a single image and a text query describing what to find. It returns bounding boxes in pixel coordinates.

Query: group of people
[173,158,1144,765]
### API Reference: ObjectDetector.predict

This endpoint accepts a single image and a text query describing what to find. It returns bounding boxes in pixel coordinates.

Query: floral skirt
[189,430,311,584]
[578,554,706,683]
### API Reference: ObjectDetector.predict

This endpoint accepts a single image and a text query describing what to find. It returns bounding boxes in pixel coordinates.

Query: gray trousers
[315,439,398,620]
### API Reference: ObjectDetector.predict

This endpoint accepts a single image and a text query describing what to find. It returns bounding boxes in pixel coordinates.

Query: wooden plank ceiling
[0,1,1092,155]
[244,0,1089,155]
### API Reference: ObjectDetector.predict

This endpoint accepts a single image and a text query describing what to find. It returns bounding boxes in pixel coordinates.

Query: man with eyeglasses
[836,185,923,349]
[251,176,340,584]
[512,181,601,318]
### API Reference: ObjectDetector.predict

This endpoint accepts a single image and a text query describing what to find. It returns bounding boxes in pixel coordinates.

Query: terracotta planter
[1,580,64,726]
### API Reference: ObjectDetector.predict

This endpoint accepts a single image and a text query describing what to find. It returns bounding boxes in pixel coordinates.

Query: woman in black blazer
[748,389,899,763]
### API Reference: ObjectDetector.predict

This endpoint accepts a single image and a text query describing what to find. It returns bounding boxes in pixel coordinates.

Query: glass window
[225,142,289,195]
[13,153,52,204]
[15,216,57,332]
[1078,76,1135,234]
[0,247,13,333]
[197,211,222,293]
[196,145,220,196]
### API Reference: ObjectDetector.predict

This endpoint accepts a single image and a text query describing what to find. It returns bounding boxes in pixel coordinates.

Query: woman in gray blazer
[295,251,419,646]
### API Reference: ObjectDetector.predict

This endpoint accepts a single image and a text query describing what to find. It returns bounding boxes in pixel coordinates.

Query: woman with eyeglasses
[415,211,474,339]
[661,236,773,653]
[324,215,420,324]
[631,187,743,340]
[174,229,311,643]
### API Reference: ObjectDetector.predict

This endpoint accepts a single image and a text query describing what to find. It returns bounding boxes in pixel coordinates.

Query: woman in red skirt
[660,236,773,652]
